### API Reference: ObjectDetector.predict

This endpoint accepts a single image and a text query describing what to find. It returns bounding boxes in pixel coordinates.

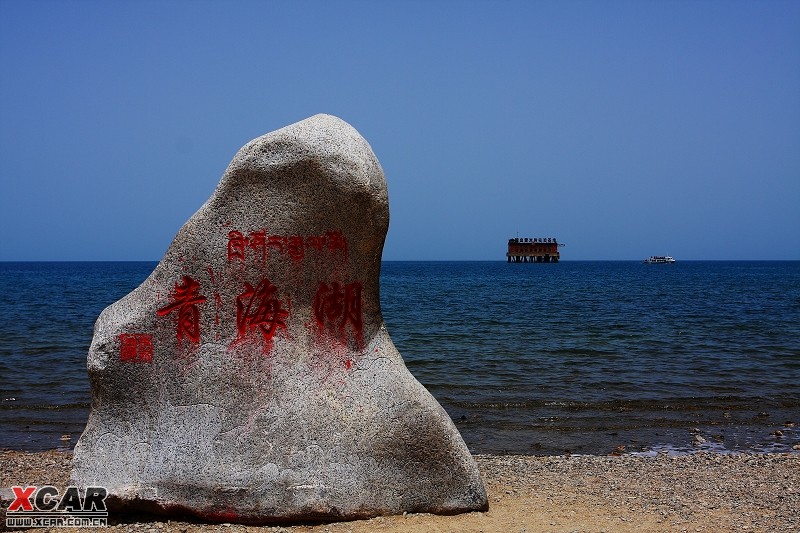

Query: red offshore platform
[507,237,563,263]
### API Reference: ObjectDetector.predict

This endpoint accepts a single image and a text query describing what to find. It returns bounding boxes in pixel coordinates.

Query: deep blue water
[1,261,798,455]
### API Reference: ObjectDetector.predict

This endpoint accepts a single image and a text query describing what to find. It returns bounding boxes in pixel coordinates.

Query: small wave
[0,402,89,411]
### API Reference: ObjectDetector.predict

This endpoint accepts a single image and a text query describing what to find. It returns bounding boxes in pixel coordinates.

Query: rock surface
[70,114,487,523]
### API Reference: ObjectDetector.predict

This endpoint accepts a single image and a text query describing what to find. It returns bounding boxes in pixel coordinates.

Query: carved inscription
[227,229,348,263]
[119,333,153,363]
[119,229,363,364]
[236,279,289,347]
[157,275,207,343]
[313,281,363,345]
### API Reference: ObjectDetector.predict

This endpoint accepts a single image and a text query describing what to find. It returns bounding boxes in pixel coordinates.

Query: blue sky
[1,0,798,260]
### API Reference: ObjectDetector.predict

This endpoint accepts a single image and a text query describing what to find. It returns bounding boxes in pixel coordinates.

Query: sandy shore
[1,449,798,532]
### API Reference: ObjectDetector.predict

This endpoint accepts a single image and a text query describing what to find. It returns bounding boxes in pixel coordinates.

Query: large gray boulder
[71,114,488,524]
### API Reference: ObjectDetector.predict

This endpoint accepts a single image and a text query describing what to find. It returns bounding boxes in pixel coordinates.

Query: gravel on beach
[1,449,798,532]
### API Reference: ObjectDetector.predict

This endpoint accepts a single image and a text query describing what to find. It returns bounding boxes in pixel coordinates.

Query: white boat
[644,256,676,264]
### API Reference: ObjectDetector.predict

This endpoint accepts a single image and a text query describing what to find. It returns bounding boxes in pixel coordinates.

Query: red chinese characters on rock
[236,278,289,347]
[119,333,153,363]
[151,270,361,357]
[313,281,363,345]
[226,229,347,263]
[157,275,207,343]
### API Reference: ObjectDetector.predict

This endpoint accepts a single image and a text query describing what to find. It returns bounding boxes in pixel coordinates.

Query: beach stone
[70,114,487,523]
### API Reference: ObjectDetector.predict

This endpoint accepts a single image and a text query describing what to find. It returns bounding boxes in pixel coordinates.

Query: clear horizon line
[2,259,799,263]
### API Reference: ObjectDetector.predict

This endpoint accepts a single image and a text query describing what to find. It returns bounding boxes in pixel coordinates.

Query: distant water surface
[1,261,798,455]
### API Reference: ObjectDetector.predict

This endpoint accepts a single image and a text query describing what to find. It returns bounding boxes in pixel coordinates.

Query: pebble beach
[2,449,798,532]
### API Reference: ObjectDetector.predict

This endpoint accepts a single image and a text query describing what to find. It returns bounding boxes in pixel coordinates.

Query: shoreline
[2,450,798,532]
[4,417,800,457]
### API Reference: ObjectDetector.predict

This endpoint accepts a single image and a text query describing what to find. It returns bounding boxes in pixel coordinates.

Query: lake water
[1,261,798,455]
